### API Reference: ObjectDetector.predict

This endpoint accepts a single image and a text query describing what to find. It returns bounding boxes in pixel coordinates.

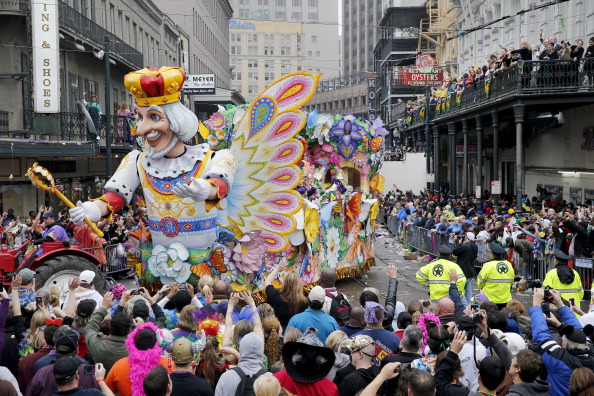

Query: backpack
[326,291,351,326]
[232,366,267,396]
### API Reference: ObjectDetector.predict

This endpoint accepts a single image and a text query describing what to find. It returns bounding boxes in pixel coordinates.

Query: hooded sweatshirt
[327,352,350,381]
[338,366,380,396]
[214,332,270,396]
[507,379,551,396]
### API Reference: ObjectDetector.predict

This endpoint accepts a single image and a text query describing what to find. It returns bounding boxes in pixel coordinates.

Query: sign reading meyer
[405,66,444,87]
[183,74,216,95]
[32,0,60,113]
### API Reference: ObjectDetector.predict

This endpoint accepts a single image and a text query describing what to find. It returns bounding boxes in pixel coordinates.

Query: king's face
[136,105,173,154]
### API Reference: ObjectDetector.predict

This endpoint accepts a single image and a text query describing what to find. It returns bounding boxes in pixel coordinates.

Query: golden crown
[124,66,185,106]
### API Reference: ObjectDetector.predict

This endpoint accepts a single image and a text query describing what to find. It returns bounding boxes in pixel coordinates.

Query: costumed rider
[543,250,584,305]
[477,243,515,309]
[70,67,237,284]
[23,212,69,268]
[416,245,466,301]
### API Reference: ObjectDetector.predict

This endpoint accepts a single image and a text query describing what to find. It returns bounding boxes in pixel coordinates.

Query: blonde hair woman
[20,308,51,357]
[254,375,282,396]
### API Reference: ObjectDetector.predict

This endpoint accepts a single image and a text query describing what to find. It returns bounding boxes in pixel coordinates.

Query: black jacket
[565,220,591,258]
[338,366,380,396]
[453,242,478,278]
[383,278,398,331]
[382,351,422,365]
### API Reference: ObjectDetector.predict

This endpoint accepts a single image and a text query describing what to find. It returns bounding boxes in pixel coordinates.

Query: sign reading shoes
[32,0,60,113]
[182,74,216,95]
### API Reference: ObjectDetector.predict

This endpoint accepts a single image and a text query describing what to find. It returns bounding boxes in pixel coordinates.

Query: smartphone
[35,296,43,305]
[422,301,430,308]
[541,303,551,318]
[570,298,575,306]
[130,290,139,296]
[178,284,186,290]
[83,365,95,375]
[471,303,480,312]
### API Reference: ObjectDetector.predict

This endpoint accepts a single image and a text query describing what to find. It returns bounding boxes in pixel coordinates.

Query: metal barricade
[103,243,128,273]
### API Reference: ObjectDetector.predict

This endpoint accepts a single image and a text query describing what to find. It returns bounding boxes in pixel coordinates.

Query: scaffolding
[418,0,458,76]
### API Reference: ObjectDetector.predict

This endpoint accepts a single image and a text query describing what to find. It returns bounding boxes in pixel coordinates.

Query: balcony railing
[0,0,28,11]
[317,72,367,92]
[0,111,8,131]
[391,59,594,128]
[58,1,143,69]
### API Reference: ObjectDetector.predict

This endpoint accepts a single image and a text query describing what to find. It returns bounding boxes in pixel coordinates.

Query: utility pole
[425,86,431,191]
[104,35,112,178]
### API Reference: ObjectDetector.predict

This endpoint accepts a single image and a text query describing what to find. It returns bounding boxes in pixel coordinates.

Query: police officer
[477,243,515,309]
[543,249,583,304]
[417,245,466,301]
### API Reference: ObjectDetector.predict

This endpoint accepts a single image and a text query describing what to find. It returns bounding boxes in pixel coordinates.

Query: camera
[178,284,186,290]
[396,363,412,373]
[469,312,483,323]
[36,296,43,305]
[83,365,95,375]
[422,301,430,308]
[130,289,140,296]
[544,286,553,301]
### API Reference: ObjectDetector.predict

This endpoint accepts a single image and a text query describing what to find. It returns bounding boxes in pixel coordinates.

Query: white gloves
[69,201,102,225]
[194,330,207,353]
[171,178,212,202]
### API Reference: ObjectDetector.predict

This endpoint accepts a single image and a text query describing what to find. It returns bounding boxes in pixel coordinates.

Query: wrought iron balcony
[58,1,143,69]
[0,0,27,11]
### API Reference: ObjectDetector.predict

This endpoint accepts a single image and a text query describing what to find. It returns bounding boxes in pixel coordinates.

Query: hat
[503,214,511,219]
[79,270,96,284]
[124,67,185,107]
[42,212,56,219]
[55,330,80,355]
[109,283,127,300]
[347,335,375,352]
[18,268,36,283]
[490,243,505,255]
[554,250,570,262]
[76,299,97,318]
[454,313,474,332]
[474,294,490,303]
[364,301,385,324]
[282,327,336,383]
[560,324,588,344]
[171,337,194,365]
[308,286,326,303]
[211,300,229,315]
[53,356,79,382]
[439,245,453,255]
[466,232,476,241]
[132,300,150,320]
[476,211,484,215]
[498,332,526,356]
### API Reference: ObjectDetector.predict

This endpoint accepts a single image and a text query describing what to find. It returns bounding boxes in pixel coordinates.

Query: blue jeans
[461,278,474,306]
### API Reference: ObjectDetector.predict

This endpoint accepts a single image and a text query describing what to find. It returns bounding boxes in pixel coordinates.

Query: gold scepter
[25,162,104,237]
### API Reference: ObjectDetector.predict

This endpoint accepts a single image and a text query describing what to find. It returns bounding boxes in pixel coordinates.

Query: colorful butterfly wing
[346,192,362,231]
[319,201,338,229]
[370,137,383,152]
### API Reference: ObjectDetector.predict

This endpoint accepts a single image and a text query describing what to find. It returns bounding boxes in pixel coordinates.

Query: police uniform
[477,243,515,305]
[416,246,466,301]
[543,250,584,304]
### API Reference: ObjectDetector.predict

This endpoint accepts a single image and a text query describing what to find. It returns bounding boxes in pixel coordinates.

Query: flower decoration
[313,113,335,145]
[214,243,237,284]
[309,143,339,168]
[232,230,267,273]
[352,151,367,167]
[206,112,226,130]
[370,173,385,194]
[216,129,226,140]
[329,114,364,160]
[147,242,192,284]
[207,135,218,147]
[325,226,341,269]
[304,203,320,243]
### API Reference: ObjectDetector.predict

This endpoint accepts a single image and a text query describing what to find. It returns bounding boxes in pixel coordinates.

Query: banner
[405,66,444,87]
[367,77,377,121]
[32,0,60,113]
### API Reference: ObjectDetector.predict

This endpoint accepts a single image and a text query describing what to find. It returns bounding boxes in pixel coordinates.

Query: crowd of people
[401,32,594,121]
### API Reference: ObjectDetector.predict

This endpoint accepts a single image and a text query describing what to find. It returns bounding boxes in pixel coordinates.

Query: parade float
[22,67,385,297]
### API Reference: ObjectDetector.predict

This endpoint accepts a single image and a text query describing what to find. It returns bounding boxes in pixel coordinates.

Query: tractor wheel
[34,255,108,294]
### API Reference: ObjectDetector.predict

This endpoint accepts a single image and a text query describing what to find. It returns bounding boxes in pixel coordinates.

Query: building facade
[343,0,383,77]
[0,0,193,214]
[228,0,340,102]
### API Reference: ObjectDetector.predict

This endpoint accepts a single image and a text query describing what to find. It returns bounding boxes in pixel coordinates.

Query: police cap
[439,245,453,255]
[490,243,505,255]
[554,249,570,262]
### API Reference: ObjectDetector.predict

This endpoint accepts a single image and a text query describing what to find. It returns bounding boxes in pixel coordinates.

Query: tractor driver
[22,212,68,268]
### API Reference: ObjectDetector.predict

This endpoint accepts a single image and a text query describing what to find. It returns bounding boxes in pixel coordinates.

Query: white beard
[145,135,179,160]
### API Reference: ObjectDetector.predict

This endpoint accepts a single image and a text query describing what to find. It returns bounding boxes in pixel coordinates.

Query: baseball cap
[79,270,95,284]
[466,232,475,241]
[55,330,80,355]
[18,268,36,283]
[308,286,325,303]
[560,324,588,344]
[53,356,79,382]
[76,299,97,318]
[132,300,150,320]
[42,212,56,219]
[171,337,194,364]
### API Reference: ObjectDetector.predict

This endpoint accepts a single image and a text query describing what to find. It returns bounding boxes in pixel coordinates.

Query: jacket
[543,266,584,304]
[565,221,591,258]
[435,351,482,396]
[530,305,594,396]
[477,260,515,304]
[453,242,478,278]
[83,308,129,373]
[507,380,551,396]
[416,259,466,300]
[214,333,270,396]
[383,278,398,331]
[338,366,379,396]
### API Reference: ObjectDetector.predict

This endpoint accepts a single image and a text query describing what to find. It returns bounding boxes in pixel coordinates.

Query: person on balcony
[82,91,102,140]
[116,102,132,144]
[585,38,594,85]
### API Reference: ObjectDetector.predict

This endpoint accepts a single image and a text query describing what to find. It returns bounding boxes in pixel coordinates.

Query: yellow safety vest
[543,267,584,304]
[477,260,515,304]
[416,259,466,301]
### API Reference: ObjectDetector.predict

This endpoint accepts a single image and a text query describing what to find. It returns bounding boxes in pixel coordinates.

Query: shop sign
[32,0,60,113]
[455,145,478,157]
[405,66,444,87]
[182,74,216,95]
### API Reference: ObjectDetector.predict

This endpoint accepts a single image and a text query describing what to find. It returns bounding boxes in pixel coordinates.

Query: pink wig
[417,312,442,349]
[125,322,163,396]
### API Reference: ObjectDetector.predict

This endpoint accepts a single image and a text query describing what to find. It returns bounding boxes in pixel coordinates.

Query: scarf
[125,322,163,396]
